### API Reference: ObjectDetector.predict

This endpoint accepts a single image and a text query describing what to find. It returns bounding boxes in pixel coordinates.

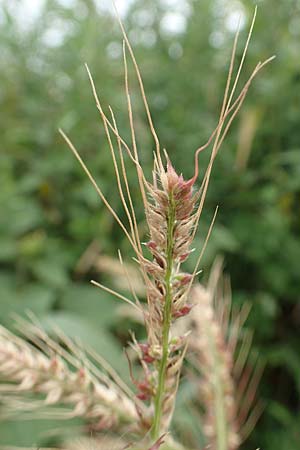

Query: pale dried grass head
[64,436,127,450]
[0,321,139,433]
[184,259,263,450]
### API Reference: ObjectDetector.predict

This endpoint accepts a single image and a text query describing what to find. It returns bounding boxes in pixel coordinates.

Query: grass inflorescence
[0,8,273,450]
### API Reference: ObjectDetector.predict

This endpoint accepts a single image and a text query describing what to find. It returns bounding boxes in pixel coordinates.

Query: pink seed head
[175,273,193,286]
[146,241,157,251]
[139,343,156,364]
[166,159,199,197]
[148,434,166,450]
[173,304,193,318]
[179,252,190,262]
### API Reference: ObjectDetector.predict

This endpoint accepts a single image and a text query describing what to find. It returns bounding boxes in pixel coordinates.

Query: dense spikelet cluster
[133,161,199,435]
[0,325,138,431]
[146,161,197,327]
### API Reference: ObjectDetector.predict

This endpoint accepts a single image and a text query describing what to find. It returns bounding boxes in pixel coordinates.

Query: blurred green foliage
[0,0,300,448]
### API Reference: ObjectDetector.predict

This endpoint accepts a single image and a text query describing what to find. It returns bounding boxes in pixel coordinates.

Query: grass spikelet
[188,259,262,450]
[0,323,138,432]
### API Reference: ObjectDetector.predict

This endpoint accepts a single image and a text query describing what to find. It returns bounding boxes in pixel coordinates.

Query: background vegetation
[0,0,299,448]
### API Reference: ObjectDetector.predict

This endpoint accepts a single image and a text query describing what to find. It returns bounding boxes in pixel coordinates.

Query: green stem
[152,194,176,439]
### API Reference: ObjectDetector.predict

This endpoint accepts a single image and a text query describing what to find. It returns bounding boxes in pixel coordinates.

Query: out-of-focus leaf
[40,311,128,379]
[0,417,82,446]
[59,283,117,327]
[31,257,69,288]
[0,281,55,326]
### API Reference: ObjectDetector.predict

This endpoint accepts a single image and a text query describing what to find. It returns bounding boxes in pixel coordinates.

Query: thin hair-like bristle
[58,128,141,258]
[90,279,141,312]
[122,41,148,211]
[113,2,163,172]
[109,106,141,253]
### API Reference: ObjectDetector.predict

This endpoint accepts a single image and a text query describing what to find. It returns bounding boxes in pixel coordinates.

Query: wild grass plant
[0,9,274,450]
